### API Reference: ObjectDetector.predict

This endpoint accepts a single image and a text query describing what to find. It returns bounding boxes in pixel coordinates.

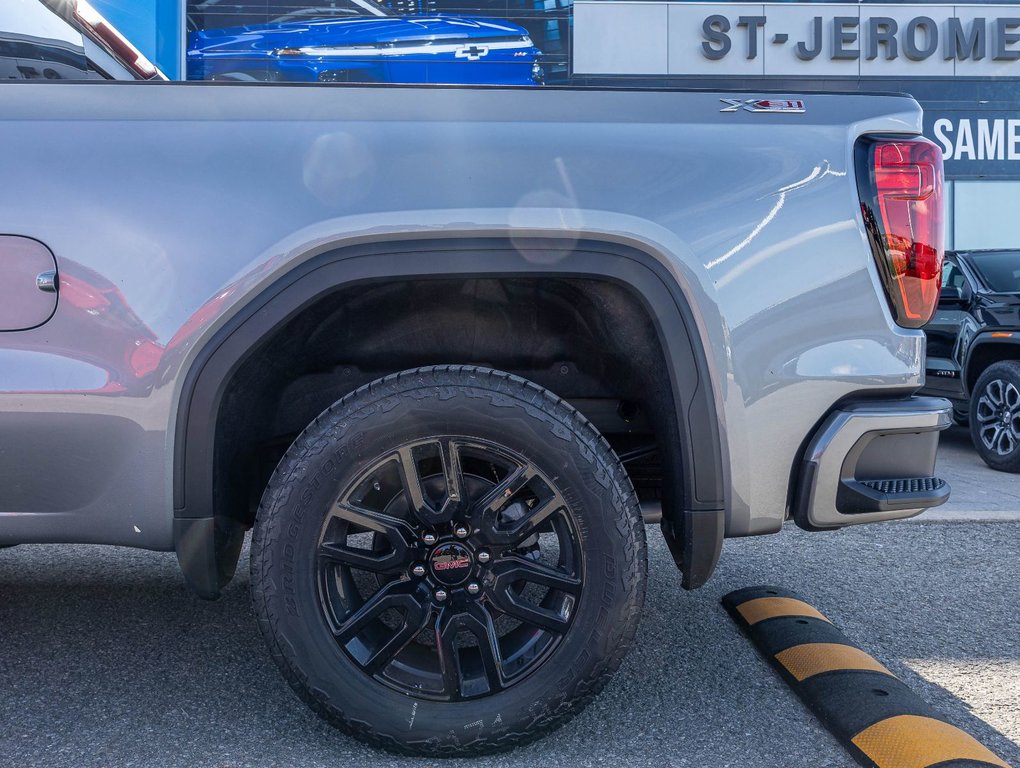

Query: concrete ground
[932,425,1020,520]
[0,429,1017,768]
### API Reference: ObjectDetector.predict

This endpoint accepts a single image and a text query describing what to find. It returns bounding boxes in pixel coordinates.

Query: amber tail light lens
[856,135,945,329]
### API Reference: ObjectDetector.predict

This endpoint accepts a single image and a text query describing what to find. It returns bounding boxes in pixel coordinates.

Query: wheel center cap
[429,542,473,585]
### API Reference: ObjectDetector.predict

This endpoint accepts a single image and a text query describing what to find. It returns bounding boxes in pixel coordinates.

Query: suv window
[942,259,967,290]
[968,251,1020,293]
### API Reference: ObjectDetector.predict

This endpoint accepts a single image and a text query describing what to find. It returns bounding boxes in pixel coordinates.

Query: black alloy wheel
[317,435,583,701]
[251,366,646,755]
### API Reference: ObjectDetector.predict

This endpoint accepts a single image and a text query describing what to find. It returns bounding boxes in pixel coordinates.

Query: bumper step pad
[722,586,1011,768]
[839,476,951,515]
[859,477,947,495]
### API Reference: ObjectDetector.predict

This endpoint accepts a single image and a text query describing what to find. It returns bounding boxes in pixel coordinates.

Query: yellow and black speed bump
[722,586,1012,768]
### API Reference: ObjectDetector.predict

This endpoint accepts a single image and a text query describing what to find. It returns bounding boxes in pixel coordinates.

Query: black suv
[922,249,1020,472]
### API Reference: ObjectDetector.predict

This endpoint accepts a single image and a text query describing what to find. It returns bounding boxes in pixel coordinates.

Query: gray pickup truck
[1,0,952,757]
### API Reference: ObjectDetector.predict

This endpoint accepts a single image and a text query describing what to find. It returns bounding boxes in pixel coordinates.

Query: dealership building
[95,0,1020,252]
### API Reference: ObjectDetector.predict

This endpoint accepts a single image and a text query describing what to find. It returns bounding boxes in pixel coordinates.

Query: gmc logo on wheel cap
[434,555,471,571]
[429,542,473,584]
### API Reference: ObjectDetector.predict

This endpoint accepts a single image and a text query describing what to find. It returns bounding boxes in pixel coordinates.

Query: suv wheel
[251,366,647,755]
[970,360,1020,472]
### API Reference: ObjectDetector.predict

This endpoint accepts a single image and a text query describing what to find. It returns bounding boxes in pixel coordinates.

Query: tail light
[72,0,164,80]
[856,135,945,328]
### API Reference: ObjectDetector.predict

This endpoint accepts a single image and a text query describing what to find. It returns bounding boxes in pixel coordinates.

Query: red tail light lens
[856,135,945,328]
[73,0,163,80]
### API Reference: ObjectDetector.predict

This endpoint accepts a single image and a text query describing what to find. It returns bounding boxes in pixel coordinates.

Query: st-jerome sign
[574,3,1020,77]
[701,11,1020,69]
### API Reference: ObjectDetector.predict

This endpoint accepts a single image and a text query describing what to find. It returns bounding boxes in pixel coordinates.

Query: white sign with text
[574,2,1020,77]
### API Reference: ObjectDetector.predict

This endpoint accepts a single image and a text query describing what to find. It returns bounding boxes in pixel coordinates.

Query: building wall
[953,181,1020,249]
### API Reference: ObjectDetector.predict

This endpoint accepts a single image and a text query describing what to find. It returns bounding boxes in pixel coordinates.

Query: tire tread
[250,365,647,756]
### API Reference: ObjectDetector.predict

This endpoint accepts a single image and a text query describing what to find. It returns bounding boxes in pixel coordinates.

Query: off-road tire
[250,365,647,756]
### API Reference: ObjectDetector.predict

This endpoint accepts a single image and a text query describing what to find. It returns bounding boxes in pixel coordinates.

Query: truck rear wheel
[250,366,646,755]
[970,360,1020,473]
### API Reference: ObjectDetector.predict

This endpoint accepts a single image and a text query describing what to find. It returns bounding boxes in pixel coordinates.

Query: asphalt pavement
[1,430,1017,768]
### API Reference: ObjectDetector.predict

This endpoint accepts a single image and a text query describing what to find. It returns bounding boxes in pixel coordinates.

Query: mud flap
[174,516,246,600]
[661,507,724,590]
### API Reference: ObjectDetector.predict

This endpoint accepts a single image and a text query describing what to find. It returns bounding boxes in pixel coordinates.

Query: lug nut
[434,589,448,602]
[466,582,480,595]
[476,551,491,564]
[422,533,438,546]
[411,564,426,578]
[454,524,470,539]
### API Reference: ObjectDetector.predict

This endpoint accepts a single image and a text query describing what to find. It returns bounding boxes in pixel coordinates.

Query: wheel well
[215,276,677,529]
[967,342,1020,392]
[173,238,726,597]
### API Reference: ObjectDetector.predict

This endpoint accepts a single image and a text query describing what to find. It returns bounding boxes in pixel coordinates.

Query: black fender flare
[172,237,728,597]
[964,332,1020,394]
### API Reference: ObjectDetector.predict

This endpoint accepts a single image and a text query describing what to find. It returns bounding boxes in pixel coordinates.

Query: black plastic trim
[793,396,952,531]
[837,476,950,514]
[964,332,1020,395]
[172,237,728,595]
[173,516,245,599]
[661,507,724,590]
[793,460,821,532]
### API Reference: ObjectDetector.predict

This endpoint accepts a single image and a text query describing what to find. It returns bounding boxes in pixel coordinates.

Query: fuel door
[0,236,58,331]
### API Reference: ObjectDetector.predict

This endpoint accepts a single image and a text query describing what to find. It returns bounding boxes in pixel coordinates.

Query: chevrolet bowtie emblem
[456,44,490,61]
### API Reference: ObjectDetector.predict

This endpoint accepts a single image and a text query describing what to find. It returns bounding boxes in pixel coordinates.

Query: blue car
[187,1,543,85]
